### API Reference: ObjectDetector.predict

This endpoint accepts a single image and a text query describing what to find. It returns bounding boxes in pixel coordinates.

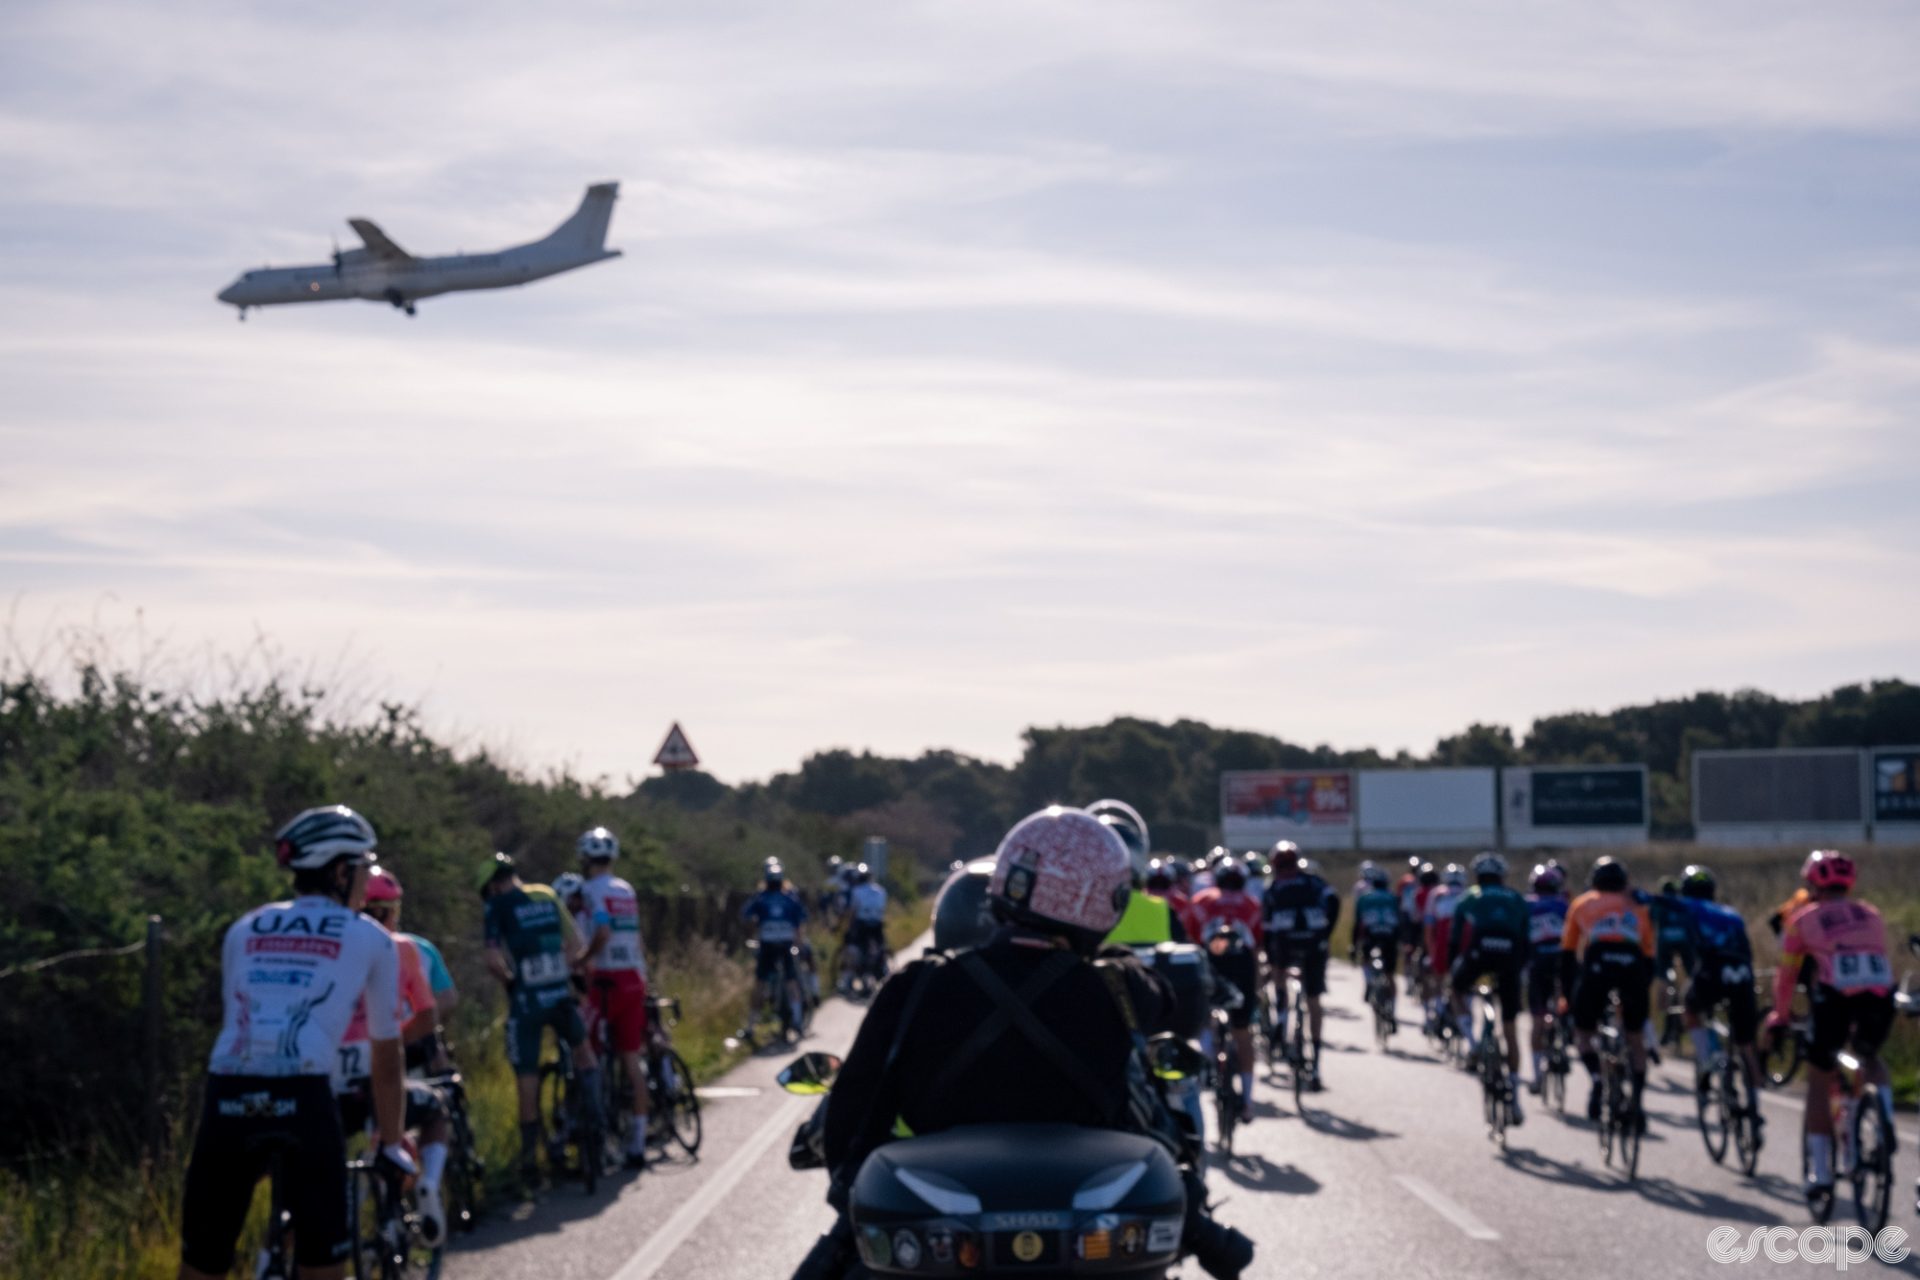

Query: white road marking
[694,1086,763,1099]
[609,1095,809,1280]
[1393,1174,1500,1241]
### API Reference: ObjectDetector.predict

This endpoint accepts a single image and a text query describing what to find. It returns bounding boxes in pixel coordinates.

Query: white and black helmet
[553,871,585,901]
[1471,851,1508,882]
[274,805,377,870]
[576,826,620,861]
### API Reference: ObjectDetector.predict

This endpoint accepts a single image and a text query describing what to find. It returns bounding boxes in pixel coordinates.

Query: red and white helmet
[364,865,402,904]
[988,806,1131,946]
[1801,849,1856,892]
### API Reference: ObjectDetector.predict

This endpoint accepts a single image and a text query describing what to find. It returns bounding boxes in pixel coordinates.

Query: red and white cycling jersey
[209,896,399,1079]
[1780,898,1892,996]
[1189,887,1264,950]
[582,873,648,976]
[334,932,434,1090]
[1424,885,1465,969]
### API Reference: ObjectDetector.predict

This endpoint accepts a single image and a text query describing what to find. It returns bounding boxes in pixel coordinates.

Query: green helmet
[473,851,515,896]
[1681,864,1716,900]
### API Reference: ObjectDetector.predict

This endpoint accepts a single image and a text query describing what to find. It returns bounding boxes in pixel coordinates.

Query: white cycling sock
[1807,1133,1833,1186]
[420,1141,448,1193]
[1688,1027,1712,1071]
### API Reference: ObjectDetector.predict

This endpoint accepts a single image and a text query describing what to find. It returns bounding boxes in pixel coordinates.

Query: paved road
[447,957,1920,1278]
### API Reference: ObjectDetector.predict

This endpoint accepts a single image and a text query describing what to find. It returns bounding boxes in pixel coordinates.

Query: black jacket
[823,929,1172,1177]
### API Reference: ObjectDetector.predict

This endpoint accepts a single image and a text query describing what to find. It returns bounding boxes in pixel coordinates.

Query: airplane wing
[347,218,414,262]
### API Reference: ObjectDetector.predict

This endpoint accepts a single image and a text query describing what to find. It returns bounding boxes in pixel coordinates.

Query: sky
[3,1,1917,785]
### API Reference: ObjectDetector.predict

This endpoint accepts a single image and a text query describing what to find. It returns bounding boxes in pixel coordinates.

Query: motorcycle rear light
[1076,1228,1112,1261]
[956,1234,982,1269]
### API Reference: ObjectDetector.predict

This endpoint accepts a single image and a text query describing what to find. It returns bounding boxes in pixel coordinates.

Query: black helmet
[1681,864,1716,900]
[933,858,997,953]
[1145,857,1174,892]
[1216,862,1247,892]
[850,862,871,885]
[1418,863,1439,888]
[1590,856,1628,893]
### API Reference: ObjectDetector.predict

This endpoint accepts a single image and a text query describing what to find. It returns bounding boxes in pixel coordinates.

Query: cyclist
[842,862,890,987]
[179,805,410,1280]
[740,860,809,1033]
[1676,865,1762,1131]
[1560,856,1653,1125]
[478,851,599,1187]
[1649,876,1694,1048]
[340,865,453,1241]
[1523,863,1570,1093]
[575,827,654,1169]
[1447,852,1529,1124]
[1109,857,1191,947]
[1767,850,1896,1204]
[1261,849,1337,1091]
[1350,864,1402,1028]
[1191,855,1264,1120]
[1422,864,1468,1032]
[1399,860,1431,1000]
[1768,884,1812,938]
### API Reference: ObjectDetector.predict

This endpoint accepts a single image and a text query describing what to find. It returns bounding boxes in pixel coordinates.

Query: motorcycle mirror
[777,1052,843,1095]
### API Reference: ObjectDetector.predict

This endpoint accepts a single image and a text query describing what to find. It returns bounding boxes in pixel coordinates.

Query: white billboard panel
[1356,768,1497,850]
[1501,765,1650,848]
[1692,749,1867,847]
[1219,770,1356,852]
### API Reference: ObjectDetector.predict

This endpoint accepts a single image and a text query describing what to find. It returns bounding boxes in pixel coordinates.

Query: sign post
[653,722,699,773]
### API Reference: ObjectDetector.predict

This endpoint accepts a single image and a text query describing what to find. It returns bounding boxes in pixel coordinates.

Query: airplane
[216,182,621,319]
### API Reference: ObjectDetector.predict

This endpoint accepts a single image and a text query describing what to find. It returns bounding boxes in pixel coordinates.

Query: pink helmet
[1801,849,1855,891]
[364,864,402,904]
[988,806,1131,946]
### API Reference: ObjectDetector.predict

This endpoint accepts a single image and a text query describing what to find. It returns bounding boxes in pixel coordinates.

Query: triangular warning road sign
[653,722,699,771]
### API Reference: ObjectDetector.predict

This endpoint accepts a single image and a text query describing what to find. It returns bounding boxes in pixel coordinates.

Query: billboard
[1692,748,1866,847]
[1501,765,1649,848]
[1220,770,1355,851]
[1355,768,1497,850]
[1871,747,1920,826]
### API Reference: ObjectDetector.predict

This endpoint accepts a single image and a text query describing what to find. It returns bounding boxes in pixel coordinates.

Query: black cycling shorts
[1267,940,1328,999]
[755,940,800,984]
[844,920,887,954]
[1450,944,1522,1018]
[1525,952,1563,1017]
[1572,943,1651,1033]
[1209,949,1259,1029]
[181,1074,350,1274]
[1807,986,1895,1072]
[1683,959,1758,1045]
[1356,932,1398,980]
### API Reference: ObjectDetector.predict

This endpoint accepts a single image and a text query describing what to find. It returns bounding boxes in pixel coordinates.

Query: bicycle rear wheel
[1697,1064,1729,1164]
[1619,1078,1642,1182]
[662,1048,703,1155]
[1852,1097,1893,1234]
[1730,1066,1762,1176]
[1763,1029,1801,1088]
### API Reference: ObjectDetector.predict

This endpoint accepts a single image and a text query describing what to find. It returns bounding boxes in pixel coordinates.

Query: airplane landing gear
[236,307,247,322]
[384,289,415,316]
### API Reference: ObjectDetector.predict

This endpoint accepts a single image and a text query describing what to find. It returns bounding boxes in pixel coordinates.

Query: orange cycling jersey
[1560,890,1654,959]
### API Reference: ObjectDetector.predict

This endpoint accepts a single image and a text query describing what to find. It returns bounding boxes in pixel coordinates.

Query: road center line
[610,1095,809,1280]
[1393,1174,1500,1241]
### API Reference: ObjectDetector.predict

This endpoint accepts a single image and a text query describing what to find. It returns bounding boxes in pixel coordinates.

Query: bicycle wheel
[1764,1029,1801,1088]
[1289,1011,1307,1109]
[1852,1096,1893,1234]
[444,1102,483,1232]
[1619,1078,1642,1183]
[349,1164,403,1280]
[1729,1065,1761,1176]
[1597,1065,1617,1164]
[1697,1063,1729,1164]
[663,1048,703,1155]
[573,1072,602,1194]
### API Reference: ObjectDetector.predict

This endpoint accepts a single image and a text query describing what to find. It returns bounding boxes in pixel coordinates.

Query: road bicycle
[1269,964,1314,1109]
[1466,984,1512,1149]
[835,930,890,999]
[744,941,810,1045]
[1361,948,1397,1049]
[537,1043,607,1193]
[1811,1047,1896,1234]
[1595,996,1642,1182]
[250,1144,301,1279]
[1693,1012,1762,1176]
[1211,989,1245,1156]
[645,995,702,1157]
[416,1067,485,1233]
[348,1146,441,1280]
[1540,1005,1572,1116]
[1762,977,1811,1087]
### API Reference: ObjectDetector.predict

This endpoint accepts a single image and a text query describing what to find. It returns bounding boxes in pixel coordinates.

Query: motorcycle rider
[805,806,1254,1280]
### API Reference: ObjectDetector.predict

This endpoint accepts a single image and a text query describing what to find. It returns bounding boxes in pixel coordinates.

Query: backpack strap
[925,950,1111,1110]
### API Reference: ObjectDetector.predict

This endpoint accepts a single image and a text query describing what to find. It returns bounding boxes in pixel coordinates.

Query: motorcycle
[778,1050,1200,1278]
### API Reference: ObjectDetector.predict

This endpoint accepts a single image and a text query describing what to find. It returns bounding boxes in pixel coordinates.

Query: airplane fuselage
[218,245,619,311]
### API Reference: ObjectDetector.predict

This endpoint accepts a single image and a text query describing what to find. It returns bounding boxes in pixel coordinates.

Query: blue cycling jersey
[742,889,809,945]
[1682,897,1753,966]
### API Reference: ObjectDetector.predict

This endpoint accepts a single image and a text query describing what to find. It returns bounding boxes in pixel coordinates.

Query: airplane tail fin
[539,182,619,256]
